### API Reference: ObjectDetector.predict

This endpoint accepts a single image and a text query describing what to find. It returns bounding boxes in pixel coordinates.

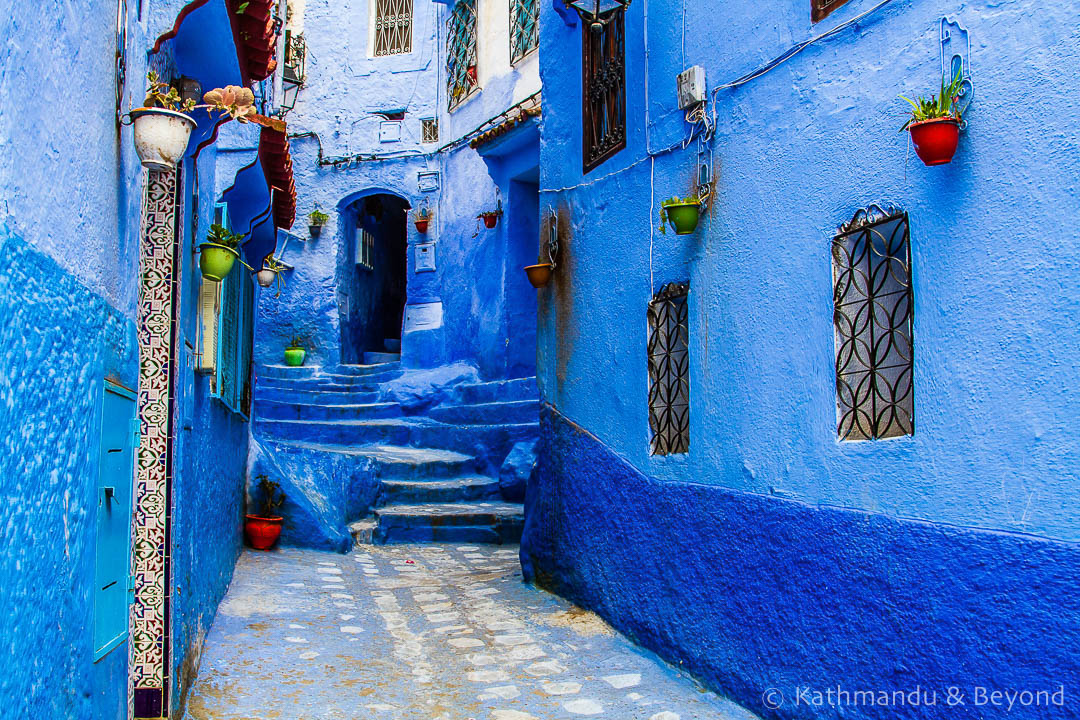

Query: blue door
[94,381,137,661]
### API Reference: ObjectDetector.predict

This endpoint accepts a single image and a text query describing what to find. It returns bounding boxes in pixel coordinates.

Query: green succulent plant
[308,210,330,226]
[205,224,244,248]
[899,67,965,131]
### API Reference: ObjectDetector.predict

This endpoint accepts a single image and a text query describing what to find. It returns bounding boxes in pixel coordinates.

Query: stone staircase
[251,362,538,549]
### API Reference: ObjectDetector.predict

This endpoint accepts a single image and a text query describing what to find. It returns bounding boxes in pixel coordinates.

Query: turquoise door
[93,381,137,661]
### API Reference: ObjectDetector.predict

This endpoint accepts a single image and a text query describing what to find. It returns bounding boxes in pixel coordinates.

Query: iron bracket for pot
[940,16,974,129]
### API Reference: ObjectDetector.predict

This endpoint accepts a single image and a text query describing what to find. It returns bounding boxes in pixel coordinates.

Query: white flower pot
[257,269,276,288]
[130,108,196,170]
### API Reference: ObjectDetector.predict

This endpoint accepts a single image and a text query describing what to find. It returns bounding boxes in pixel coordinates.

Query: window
[832,206,914,441]
[510,0,539,63]
[582,7,626,173]
[812,0,853,22]
[374,0,413,56]
[446,0,478,109]
[357,228,375,269]
[648,283,690,455]
[214,262,255,416]
[421,117,439,143]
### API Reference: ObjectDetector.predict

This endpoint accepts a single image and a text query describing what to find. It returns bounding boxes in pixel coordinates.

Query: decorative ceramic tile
[130,168,179,716]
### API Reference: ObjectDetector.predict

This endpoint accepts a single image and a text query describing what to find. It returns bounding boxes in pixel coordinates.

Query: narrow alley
[183,545,757,720]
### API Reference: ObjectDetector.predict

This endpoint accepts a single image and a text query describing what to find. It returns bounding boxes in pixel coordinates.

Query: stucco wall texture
[526,0,1080,717]
[1,2,250,717]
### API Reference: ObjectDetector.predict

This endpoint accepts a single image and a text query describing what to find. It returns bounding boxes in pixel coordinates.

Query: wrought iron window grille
[832,205,914,441]
[284,30,306,84]
[812,0,853,22]
[648,282,690,455]
[421,117,439,143]
[374,0,413,56]
[582,6,626,173]
[446,0,479,110]
[510,0,539,64]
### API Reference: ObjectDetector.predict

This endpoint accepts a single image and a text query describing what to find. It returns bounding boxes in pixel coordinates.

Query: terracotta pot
[129,108,196,170]
[414,218,430,233]
[482,214,498,229]
[524,263,554,288]
[908,117,961,166]
[244,515,283,550]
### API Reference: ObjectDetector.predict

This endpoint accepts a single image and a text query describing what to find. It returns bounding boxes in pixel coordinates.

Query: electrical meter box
[677,66,706,109]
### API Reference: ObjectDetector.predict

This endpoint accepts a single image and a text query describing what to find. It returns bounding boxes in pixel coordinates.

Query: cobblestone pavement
[182,545,759,720]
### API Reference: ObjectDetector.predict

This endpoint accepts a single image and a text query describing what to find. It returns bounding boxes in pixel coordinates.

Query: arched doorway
[338,192,409,365]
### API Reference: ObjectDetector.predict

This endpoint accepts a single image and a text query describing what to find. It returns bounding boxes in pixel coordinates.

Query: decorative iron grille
[510,0,539,64]
[812,0,852,22]
[421,117,439,143]
[374,0,413,56]
[284,30,306,84]
[648,283,690,455]
[582,8,626,173]
[446,0,478,109]
[832,206,914,441]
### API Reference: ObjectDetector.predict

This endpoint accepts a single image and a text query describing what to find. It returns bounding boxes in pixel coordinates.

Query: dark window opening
[582,8,626,173]
[648,283,689,455]
[832,206,914,441]
[812,0,853,22]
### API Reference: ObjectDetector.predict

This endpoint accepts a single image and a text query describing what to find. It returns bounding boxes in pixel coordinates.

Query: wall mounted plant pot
[284,347,306,366]
[467,65,478,85]
[309,224,323,238]
[481,214,499,229]
[198,243,239,281]
[524,263,554,288]
[256,269,276,287]
[414,218,430,234]
[908,117,961,166]
[244,515,283,550]
[129,107,196,170]
[664,203,701,235]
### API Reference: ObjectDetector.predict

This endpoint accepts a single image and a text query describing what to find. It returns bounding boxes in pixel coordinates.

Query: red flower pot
[414,218,430,233]
[482,214,498,229]
[244,515,283,550]
[908,117,961,166]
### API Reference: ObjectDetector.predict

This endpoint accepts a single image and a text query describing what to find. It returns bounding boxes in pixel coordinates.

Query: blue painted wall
[525,0,1080,717]
[250,0,541,380]
[0,1,251,716]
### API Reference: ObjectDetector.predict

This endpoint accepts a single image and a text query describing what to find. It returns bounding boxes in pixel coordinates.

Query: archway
[338,192,409,365]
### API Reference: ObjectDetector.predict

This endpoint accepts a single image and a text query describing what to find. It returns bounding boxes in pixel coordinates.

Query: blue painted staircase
[251,362,538,548]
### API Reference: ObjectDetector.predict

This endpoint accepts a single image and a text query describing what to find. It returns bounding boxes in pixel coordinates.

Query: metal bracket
[940,16,974,128]
[546,209,559,268]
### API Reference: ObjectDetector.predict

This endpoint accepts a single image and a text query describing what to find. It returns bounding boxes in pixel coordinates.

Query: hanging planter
[198,224,245,281]
[900,68,967,167]
[413,207,433,234]
[256,256,288,296]
[659,196,703,236]
[479,210,501,229]
[130,107,196,170]
[244,476,285,550]
[524,209,560,288]
[256,268,276,287]
[308,209,329,238]
[128,72,287,170]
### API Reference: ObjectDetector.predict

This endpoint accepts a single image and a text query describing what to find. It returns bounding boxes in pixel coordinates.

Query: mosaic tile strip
[131,168,179,714]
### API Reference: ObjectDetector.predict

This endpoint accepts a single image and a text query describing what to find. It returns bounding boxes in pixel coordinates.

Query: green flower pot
[284,347,306,367]
[199,243,239,281]
[664,202,702,235]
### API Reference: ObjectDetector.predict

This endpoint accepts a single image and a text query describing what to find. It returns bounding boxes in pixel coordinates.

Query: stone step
[254,399,403,422]
[348,518,377,546]
[259,362,399,381]
[253,417,538,466]
[254,387,382,405]
[252,440,479,479]
[257,370,401,390]
[452,377,538,405]
[333,362,401,376]
[364,351,402,364]
[372,502,524,544]
[378,476,500,505]
[428,400,538,426]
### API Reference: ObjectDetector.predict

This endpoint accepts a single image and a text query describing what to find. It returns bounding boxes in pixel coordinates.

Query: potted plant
[244,475,285,550]
[659,195,703,236]
[199,224,244,281]
[308,209,329,238]
[256,255,288,296]
[130,73,286,170]
[900,68,966,166]
[478,209,502,229]
[284,335,307,366]
[413,206,433,234]
[129,71,198,170]
[524,262,553,288]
